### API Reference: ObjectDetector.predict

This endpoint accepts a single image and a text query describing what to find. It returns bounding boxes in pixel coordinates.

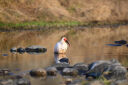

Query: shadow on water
[0,26,128,84]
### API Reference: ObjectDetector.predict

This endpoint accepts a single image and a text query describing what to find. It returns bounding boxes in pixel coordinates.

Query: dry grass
[0,26,128,66]
[0,0,128,22]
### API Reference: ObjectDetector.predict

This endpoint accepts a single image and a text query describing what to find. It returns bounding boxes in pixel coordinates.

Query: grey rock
[25,45,47,54]
[62,67,78,76]
[46,66,57,76]
[10,47,17,53]
[30,68,46,77]
[73,63,88,75]
[0,69,11,76]
[52,63,70,71]
[17,47,25,54]
[15,78,31,85]
[0,79,13,85]
[86,59,127,80]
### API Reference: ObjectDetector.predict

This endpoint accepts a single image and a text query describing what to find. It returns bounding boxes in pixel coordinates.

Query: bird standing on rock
[54,37,70,54]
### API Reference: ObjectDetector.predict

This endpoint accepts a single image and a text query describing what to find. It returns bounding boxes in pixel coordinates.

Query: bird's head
[61,37,70,46]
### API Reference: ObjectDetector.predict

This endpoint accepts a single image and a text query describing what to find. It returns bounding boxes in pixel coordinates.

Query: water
[0,27,128,85]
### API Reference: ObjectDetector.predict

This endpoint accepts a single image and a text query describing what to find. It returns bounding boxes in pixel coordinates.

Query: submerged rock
[46,66,57,76]
[25,45,47,54]
[29,68,46,77]
[62,67,78,76]
[73,63,88,75]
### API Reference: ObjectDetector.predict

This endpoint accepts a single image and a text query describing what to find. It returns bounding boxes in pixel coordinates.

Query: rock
[62,67,78,76]
[0,79,13,85]
[86,60,111,78]
[25,45,47,54]
[46,66,57,76]
[15,78,31,85]
[59,58,70,64]
[114,40,127,45]
[53,63,70,71]
[0,69,11,76]
[17,47,25,54]
[87,80,104,85]
[110,80,128,85]
[104,64,127,80]
[10,47,17,53]
[73,63,88,75]
[29,68,46,77]
[86,59,127,80]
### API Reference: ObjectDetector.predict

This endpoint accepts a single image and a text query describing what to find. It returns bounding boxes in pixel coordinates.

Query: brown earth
[0,0,128,23]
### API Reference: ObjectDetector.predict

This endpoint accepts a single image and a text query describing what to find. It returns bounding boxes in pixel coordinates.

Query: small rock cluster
[10,45,47,54]
[0,59,127,85]
[30,59,127,81]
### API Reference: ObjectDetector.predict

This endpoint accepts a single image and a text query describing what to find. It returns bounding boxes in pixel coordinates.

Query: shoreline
[0,20,128,32]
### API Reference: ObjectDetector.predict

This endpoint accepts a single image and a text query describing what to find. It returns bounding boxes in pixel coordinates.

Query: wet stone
[17,47,25,54]
[73,63,88,75]
[53,63,70,71]
[86,60,111,78]
[25,45,47,54]
[29,68,46,77]
[46,66,57,76]
[104,64,127,80]
[0,69,11,76]
[15,78,31,85]
[87,80,104,85]
[0,79,13,85]
[10,47,17,53]
[62,67,78,76]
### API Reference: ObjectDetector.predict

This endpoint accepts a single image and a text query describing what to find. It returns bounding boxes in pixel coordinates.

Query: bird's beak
[65,40,70,46]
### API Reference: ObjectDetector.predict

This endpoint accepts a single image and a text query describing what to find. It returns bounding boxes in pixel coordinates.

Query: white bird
[54,37,70,54]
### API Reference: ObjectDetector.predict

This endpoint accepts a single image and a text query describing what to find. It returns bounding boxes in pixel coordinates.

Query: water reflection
[54,54,69,64]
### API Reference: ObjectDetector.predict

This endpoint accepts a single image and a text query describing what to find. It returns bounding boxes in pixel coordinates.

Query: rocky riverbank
[0,59,127,85]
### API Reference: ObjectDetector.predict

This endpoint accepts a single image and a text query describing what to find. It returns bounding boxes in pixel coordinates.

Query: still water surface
[0,28,128,85]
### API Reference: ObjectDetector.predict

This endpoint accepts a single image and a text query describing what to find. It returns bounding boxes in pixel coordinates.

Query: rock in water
[0,79,13,85]
[10,47,17,53]
[25,45,47,54]
[17,47,25,54]
[15,78,31,85]
[104,59,127,80]
[46,67,57,76]
[52,63,70,71]
[0,69,11,76]
[86,59,127,80]
[114,40,127,45]
[30,68,46,77]
[73,63,88,75]
[86,60,111,78]
[62,67,78,76]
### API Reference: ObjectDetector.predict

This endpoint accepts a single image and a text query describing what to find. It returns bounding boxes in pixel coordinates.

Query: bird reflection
[54,54,70,64]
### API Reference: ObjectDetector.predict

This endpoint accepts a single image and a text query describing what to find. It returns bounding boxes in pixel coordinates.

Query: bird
[54,37,70,54]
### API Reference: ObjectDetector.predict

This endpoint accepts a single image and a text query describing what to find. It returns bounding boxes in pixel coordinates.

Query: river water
[0,27,128,85]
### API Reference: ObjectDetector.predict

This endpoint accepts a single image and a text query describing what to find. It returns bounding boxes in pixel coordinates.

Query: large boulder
[73,63,88,75]
[86,59,127,80]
